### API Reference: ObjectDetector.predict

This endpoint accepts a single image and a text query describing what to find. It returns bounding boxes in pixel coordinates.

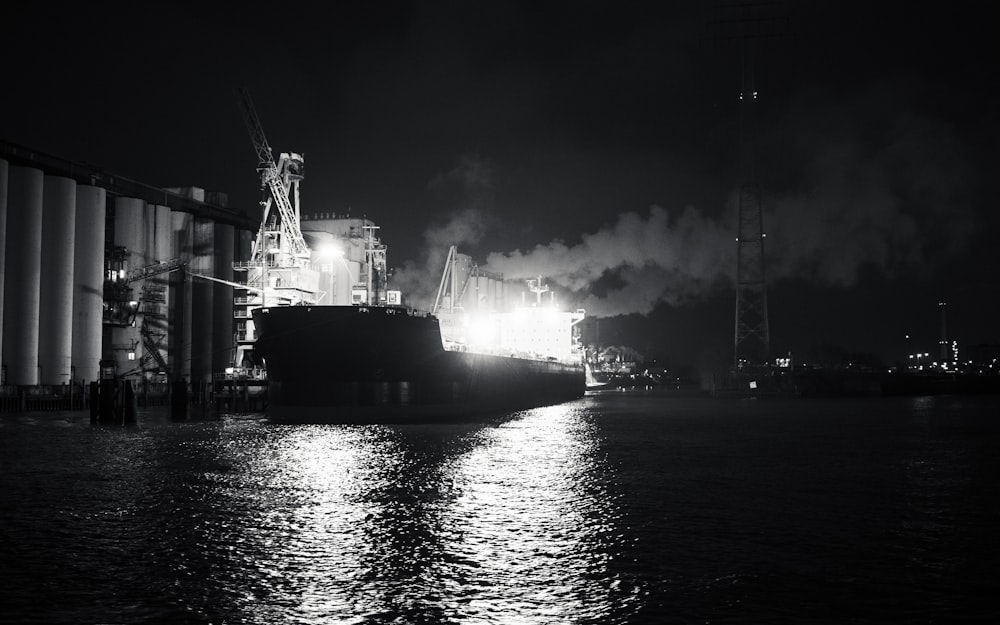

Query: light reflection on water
[5,394,996,624]
[211,403,634,624]
[438,404,637,624]
[222,425,378,621]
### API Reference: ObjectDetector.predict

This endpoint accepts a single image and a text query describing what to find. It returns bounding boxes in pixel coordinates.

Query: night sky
[2,1,997,370]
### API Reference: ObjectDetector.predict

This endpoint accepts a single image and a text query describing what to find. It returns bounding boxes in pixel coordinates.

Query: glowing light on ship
[444,305,584,362]
[433,246,586,363]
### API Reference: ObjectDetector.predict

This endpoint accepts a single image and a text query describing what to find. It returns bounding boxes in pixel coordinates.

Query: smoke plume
[481,85,982,317]
[396,81,983,318]
[484,205,736,316]
[392,154,495,310]
[762,93,979,286]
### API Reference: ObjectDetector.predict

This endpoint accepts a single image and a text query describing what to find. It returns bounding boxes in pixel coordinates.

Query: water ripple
[2,395,999,623]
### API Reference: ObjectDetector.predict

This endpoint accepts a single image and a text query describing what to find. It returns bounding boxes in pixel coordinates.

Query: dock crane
[236,87,312,270]
[231,88,321,373]
[233,87,319,306]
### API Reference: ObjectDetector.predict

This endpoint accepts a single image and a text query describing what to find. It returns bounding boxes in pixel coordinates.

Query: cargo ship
[252,304,585,423]
[223,104,585,422]
[249,239,587,423]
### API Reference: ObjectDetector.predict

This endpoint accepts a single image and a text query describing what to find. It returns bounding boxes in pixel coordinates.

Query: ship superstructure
[299,213,396,307]
[433,246,585,365]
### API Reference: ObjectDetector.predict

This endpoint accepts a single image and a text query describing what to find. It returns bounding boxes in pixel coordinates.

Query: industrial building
[1,140,255,409]
[1,137,396,411]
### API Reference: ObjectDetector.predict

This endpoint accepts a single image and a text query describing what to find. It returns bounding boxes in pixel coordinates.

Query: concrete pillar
[0,159,7,374]
[170,211,193,382]
[144,203,157,266]
[114,197,146,269]
[72,185,107,383]
[213,223,235,373]
[237,228,253,263]
[38,175,77,385]
[2,166,44,385]
[191,218,215,387]
[111,197,145,378]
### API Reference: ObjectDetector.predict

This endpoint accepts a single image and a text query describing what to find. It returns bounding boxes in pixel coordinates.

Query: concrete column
[191,218,215,387]
[144,203,155,267]
[170,211,193,383]
[237,228,253,263]
[38,175,77,385]
[114,197,146,270]
[2,166,44,386]
[0,159,7,373]
[213,223,235,373]
[71,185,107,383]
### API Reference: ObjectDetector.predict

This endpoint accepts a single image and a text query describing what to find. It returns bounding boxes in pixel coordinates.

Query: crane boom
[236,87,310,262]
[236,86,275,168]
[123,257,186,283]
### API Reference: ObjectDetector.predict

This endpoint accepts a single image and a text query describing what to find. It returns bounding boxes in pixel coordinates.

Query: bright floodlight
[316,241,343,259]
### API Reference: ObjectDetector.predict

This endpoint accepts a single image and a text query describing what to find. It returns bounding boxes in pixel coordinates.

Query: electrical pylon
[733,40,770,368]
[706,3,787,368]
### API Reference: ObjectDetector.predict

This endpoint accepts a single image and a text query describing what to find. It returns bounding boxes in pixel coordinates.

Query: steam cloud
[391,154,494,308]
[484,205,735,316]
[396,85,980,318]
[764,107,978,286]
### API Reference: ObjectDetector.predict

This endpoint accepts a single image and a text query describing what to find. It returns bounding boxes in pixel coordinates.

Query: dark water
[2,393,998,624]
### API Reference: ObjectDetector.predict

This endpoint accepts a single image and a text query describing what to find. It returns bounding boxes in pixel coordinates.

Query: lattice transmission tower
[733,36,769,368]
[707,3,788,369]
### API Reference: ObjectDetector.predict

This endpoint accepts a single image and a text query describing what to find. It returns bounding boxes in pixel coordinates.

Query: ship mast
[526,276,551,306]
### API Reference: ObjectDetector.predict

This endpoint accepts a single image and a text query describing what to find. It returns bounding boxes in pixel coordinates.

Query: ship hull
[252,305,585,423]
